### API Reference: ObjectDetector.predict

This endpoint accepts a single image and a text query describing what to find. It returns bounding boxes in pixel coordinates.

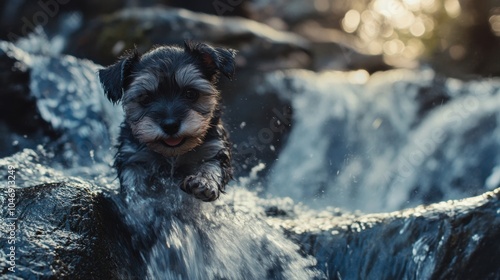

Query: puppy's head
[99,42,236,157]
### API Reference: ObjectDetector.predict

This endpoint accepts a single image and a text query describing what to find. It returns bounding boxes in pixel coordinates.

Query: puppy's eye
[139,95,154,106]
[184,89,200,101]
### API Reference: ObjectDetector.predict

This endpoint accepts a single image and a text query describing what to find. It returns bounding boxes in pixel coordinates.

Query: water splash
[117,175,322,279]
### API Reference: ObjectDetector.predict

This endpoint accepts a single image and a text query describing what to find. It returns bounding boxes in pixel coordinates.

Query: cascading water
[265,69,500,212]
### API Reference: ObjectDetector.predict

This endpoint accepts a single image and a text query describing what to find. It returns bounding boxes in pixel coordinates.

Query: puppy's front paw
[181,174,220,202]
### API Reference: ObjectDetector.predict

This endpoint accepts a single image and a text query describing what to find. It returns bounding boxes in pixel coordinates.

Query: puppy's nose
[161,119,180,135]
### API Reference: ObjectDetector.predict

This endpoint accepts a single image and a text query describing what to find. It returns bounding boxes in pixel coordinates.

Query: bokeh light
[342,9,361,33]
[490,13,500,37]
[341,0,461,62]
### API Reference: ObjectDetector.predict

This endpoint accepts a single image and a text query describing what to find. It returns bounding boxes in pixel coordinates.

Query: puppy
[99,42,235,202]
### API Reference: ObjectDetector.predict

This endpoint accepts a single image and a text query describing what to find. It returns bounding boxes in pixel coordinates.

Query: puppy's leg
[180,125,233,202]
[181,162,225,202]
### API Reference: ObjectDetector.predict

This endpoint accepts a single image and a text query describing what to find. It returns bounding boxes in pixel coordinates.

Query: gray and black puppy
[99,42,235,202]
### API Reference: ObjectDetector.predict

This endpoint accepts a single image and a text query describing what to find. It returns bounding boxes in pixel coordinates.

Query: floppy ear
[98,50,139,104]
[184,41,237,81]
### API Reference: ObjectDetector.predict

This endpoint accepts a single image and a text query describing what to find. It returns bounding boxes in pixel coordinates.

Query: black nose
[161,119,180,135]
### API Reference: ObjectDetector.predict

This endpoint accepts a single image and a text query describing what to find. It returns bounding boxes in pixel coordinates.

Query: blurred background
[2,0,500,76]
[1,0,500,212]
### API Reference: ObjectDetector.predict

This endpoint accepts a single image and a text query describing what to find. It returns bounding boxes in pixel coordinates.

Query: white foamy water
[265,69,500,212]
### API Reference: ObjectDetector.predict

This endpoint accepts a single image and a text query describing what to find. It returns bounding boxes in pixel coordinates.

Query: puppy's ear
[184,41,237,81]
[98,50,139,104]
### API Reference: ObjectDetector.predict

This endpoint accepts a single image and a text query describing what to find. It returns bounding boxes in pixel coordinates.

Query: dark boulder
[0,182,124,279]
[64,7,310,69]
[269,188,500,279]
[0,0,125,41]
[0,169,116,279]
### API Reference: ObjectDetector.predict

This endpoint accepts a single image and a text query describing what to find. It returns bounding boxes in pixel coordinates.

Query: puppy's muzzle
[161,118,181,135]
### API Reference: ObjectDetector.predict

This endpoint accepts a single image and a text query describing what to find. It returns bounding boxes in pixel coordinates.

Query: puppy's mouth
[163,137,186,148]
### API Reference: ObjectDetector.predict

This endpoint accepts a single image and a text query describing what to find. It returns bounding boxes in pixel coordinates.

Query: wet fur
[99,42,235,202]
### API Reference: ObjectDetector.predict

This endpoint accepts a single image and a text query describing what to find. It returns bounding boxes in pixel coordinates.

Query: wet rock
[0,149,144,279]
[0,0,250,42]
[0,0,124,41]
[0,40,122,166]
[269,188,500,280]
[64,7,311,68]
[164,0,250,17]
[248,0,343,27]
[0,181,116,279]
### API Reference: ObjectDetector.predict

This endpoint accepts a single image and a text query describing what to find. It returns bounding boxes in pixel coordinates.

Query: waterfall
[266,69,500,212]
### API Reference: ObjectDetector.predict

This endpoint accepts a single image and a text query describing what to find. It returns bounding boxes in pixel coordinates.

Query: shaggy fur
[99,42,235,202]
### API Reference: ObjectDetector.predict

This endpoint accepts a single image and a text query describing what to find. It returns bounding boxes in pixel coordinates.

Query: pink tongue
[164,137,184,147]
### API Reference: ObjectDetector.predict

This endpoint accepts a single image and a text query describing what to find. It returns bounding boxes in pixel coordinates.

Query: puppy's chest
[121,143,197,180]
